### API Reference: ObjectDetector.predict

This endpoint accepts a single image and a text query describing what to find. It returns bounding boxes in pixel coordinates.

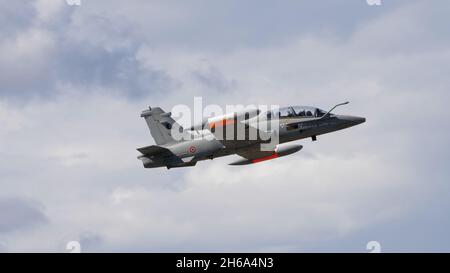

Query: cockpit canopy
[265,106,327,119]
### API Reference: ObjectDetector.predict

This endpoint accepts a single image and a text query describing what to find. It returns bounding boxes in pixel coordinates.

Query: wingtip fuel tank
[229,144,303,166]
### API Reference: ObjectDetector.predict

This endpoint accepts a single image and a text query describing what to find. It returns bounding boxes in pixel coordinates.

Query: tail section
[141,107,184,145]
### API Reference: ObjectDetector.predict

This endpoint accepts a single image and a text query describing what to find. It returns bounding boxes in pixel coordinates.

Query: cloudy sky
[1,0,450,252]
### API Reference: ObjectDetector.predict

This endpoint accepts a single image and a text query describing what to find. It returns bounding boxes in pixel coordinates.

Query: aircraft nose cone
[339,115,366,126]
[350,116,366,125]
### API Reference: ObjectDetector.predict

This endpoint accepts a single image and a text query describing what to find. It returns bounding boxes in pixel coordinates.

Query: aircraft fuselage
[138,108,365,169]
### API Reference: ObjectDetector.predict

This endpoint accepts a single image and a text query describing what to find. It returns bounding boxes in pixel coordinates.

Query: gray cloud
[0,0,410,101]
[0,197,47,233]
[0,1,176,100]
[0,1,36,38]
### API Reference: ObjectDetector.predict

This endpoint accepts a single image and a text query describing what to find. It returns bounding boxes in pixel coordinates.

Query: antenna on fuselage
[321,101,349,119]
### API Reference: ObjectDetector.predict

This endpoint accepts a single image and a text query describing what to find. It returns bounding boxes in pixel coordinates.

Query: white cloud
[34,0,65,23]
[0,28,55,97]
[0,102,26,134]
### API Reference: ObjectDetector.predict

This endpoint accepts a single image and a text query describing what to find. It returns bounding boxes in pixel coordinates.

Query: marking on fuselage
[189,146,197,154]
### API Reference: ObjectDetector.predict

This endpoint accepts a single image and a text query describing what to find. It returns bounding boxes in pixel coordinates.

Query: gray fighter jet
[137,102,365,169]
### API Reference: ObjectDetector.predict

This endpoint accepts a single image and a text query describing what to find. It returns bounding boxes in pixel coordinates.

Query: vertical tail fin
[141,107,184,145]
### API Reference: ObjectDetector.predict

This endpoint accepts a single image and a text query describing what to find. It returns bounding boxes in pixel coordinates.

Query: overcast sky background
[1,0,450,252]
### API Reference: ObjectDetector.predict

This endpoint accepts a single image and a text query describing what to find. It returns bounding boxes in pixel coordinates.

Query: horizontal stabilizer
[137,145,172,156]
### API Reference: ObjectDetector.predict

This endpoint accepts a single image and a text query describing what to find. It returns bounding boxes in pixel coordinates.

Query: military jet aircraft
[137,102,365,169]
